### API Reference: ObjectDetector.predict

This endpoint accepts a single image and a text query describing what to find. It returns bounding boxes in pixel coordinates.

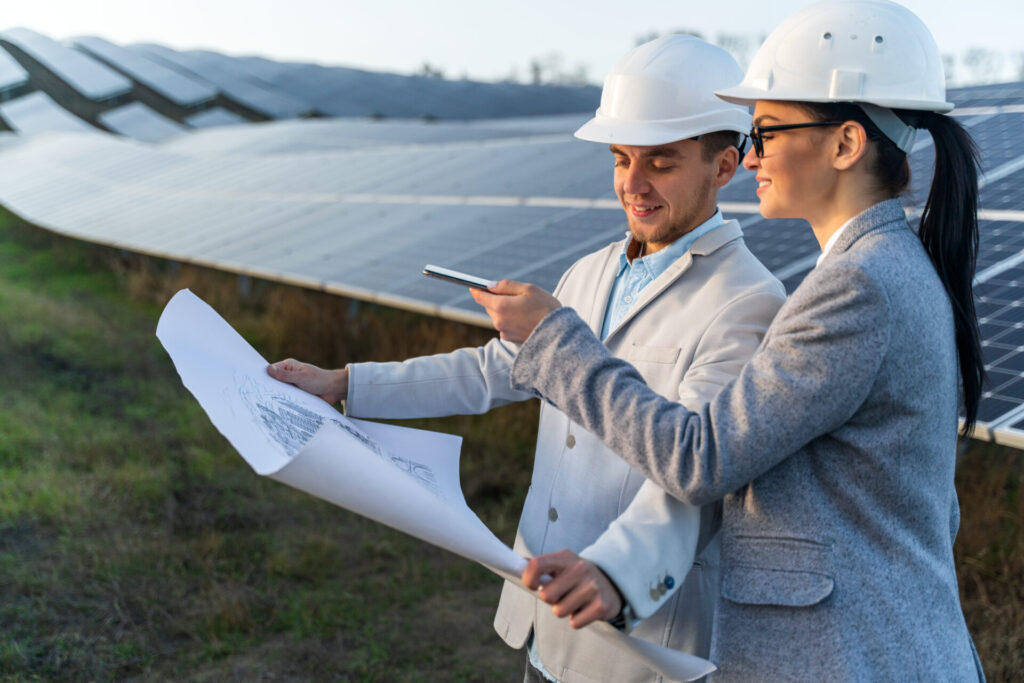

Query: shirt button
[548,507,558,522]
[566,434,576,449]
[623,295,633,304]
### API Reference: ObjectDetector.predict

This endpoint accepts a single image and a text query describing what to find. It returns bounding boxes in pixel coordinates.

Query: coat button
[548,507,558,522]
[664,575,675,589]
[649,588,660,601]
[566,434,576,449]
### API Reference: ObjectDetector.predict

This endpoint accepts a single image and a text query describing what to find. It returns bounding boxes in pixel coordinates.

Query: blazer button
[649,588,660,601]
[566,434,576,449]
[548,507,558,522]
[665,575,675,589]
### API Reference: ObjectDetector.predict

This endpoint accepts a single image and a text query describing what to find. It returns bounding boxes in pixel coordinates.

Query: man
[268,35,785,683]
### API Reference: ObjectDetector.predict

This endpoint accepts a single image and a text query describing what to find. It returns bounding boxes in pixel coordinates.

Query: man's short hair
[700,131,742,162]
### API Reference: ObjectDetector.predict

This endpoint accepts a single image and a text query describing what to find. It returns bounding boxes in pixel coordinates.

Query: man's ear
[832,121,870,171]
[713,144,740,187]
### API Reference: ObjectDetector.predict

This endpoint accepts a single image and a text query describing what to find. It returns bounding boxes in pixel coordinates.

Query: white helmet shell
[716,0,952,112]
[575,34,751,146]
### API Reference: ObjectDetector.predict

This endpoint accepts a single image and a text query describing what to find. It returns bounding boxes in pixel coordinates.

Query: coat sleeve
[346,337,532,418]
[579,284,786,617]
[511,262,892,506]
[346,265,580,419]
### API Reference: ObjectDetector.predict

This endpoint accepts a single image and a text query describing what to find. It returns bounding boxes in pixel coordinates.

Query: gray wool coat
[510,199,985,682]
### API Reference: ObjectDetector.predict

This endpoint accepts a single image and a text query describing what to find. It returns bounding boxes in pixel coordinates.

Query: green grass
[0,213,534,681]
[0,210,1020,680]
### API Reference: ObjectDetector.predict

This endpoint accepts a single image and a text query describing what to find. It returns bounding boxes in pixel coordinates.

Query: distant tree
[418,61,445,79]
[635,27,705,46]
[716,32,755,68]
[962,47,1004,85]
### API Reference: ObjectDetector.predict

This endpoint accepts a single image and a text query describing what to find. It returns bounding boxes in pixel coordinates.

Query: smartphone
[422,264,497,290]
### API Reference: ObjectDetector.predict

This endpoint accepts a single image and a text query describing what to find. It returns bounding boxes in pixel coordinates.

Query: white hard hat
[575,35,750,146]
[715,0,952,113]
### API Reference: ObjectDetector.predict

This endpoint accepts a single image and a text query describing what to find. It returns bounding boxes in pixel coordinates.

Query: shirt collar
[616,208,725,277]
[816,214,857,267]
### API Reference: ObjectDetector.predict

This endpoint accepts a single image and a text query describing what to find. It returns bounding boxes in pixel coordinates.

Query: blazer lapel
[603,220,745,344]
[585,240,627,336]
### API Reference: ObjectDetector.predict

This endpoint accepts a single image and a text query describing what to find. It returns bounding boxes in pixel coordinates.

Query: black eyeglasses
[748,121,845,157]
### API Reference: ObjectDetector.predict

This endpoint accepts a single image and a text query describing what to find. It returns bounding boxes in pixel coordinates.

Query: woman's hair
[800,102,985,436]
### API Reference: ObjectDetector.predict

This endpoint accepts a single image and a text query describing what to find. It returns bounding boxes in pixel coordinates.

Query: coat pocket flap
[722,565,834,607]
[721,535,835,607]
[627,343,681,364]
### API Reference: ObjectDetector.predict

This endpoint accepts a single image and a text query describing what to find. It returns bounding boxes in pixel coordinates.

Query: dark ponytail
[800,102,985,436]
[916,113,985,436]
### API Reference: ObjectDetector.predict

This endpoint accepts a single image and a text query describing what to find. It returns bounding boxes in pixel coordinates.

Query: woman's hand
[470,280,561,343]
[522,550,624,629]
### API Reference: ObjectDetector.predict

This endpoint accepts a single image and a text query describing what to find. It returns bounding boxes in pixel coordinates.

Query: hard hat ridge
[574,35,751,146]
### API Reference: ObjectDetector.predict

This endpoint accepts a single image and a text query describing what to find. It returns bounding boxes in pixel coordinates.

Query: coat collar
[828,198,909,259]
[598,219,745,342]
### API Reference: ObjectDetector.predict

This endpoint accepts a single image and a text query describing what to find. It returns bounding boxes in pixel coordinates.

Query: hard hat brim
[715,85,954,114]
[574,109,751,146]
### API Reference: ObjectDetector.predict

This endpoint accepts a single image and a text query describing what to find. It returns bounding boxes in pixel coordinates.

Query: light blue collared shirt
[600,209,725,340]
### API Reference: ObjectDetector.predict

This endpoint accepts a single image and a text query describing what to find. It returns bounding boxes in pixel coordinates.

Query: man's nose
[621,165,652,195]
[741,146,760,171]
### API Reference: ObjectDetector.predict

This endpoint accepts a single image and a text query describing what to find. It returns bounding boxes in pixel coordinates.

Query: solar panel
[184,107,248,129]
[0,91,95,134]
[98,102,185,142]
[0,27,131,101]
[0,45,28,94]
[0,41,1019,446]
[73,36,217,108]
[128,44,312,120]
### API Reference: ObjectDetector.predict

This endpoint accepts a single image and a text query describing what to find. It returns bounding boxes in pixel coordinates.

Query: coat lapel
[603,220,744,344]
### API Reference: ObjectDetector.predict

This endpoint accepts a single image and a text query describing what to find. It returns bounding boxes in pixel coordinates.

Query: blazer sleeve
[579,284,785,617]
[511,261,893,505]
[346,336,532,418]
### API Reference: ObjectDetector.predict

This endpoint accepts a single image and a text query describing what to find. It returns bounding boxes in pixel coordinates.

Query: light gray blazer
[347,220,784,682]
[510,200,985,682]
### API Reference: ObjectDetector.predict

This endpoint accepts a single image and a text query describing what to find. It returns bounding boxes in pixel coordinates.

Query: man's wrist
[608,602,636,634]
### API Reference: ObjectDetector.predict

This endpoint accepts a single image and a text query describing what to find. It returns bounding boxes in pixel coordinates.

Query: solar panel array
[0,29,1020,449]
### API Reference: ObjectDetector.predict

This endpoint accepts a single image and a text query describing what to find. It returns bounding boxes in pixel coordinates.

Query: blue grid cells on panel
[975,266,1024,424]
[977,220,1024,274]
[73,36,218,108]
[0,91,95,134]
[390,207,626,306]
[98,102,185,143]
[740,216,819,275]
[947,81,1024,108]
[0,28,132,101]
[980,172,1024,213]
[966,113,1024,178]
[185,108,247,129]
[0,46,28,92]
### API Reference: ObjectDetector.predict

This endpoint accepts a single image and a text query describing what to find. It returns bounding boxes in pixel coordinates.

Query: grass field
[0,209,1020,681]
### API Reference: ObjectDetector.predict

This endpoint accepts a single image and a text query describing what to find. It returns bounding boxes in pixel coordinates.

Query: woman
[472,0,986,679]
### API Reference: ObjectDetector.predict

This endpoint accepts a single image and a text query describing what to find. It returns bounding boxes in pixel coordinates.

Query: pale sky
[4,1,1021,85]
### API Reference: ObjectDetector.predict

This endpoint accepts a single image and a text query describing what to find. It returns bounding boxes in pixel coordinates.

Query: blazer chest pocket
[627,343,681,364]
[722,536,834,607]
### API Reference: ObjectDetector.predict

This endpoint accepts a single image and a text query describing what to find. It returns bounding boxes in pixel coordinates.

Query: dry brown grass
[955,440,1024,681]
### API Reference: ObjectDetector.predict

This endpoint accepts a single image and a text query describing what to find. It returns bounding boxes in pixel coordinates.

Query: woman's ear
[832,120,870,171]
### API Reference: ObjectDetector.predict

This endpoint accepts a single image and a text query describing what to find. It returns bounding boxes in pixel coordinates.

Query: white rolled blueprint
[156,289,714,682]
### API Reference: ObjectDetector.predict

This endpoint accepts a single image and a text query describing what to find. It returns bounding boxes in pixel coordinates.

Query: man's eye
[613,158,628,168]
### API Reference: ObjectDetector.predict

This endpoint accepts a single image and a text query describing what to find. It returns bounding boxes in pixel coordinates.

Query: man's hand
[521,550,624,629]
[470,280,561,343]
[267,359,348,405]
